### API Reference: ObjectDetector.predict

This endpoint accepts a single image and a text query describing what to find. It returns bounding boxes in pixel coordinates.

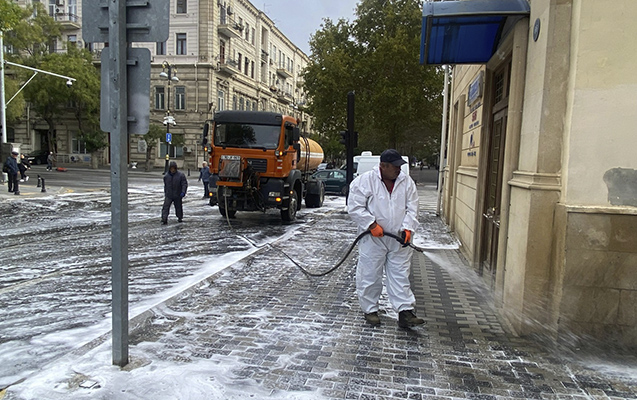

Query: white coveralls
[347,166,419,314]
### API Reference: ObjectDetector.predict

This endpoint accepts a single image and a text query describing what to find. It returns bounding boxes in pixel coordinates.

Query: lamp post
[160,62,178,174]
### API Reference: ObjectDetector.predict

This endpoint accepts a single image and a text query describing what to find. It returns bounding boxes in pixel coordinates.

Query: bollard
[37,175,41,188]
[41,177,46,193]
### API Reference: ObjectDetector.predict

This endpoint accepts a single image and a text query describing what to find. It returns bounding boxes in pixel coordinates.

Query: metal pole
[163,66,171,174]
[109,0,129,367]
[1,31,7,144]
[346,91,355,186]
[436,65,450,217]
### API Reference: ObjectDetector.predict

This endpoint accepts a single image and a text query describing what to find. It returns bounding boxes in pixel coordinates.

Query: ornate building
[8,0,312,169]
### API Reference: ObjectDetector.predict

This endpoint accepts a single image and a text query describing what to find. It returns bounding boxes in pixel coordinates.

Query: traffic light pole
[345,91,355,188]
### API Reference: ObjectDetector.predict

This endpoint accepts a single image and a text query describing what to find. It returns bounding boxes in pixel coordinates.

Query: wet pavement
[1,172,637,399]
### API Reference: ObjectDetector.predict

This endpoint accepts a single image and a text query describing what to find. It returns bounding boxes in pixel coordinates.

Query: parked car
[26,150,49,165]
[311,169,348,195]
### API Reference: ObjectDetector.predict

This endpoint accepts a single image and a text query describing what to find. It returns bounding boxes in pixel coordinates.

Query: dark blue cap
[380,149,406,166]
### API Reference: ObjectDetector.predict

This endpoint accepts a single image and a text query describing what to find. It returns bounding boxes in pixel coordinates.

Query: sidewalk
[4,185,637,400]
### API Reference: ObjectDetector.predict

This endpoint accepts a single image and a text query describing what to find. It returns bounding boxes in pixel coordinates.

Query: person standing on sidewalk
[198,161,211,199]
[5,151,20,195]
[161,161,188,224]
[347,149,423,328]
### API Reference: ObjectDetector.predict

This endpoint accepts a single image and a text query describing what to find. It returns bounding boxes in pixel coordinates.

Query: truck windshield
[214,123,281,149]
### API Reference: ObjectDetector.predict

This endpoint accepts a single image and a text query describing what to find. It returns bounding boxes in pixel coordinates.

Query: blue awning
[420,0,530,65]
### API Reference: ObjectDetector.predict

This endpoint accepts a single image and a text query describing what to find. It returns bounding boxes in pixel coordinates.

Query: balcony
[218,60,239,75]
[277,90,293,104]
[54,12,81,30]
[276,68,293,79]
[261,50,269,62]
[218,23,242,39]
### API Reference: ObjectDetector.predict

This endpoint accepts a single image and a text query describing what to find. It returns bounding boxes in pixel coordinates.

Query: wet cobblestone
[126,187,637,399]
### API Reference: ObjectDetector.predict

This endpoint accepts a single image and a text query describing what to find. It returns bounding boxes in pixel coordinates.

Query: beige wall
[443,0,637,348]
[563,0,637,206]
[446,65,483,262]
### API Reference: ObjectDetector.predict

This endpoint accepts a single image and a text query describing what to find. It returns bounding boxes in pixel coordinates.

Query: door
[480,62,510,279]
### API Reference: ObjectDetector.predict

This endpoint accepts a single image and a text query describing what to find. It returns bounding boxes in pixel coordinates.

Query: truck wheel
[281,189,298,221]
[219,207,236,219]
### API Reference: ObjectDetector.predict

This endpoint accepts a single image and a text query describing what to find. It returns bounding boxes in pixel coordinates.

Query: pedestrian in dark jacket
[18,154,31,182]
[198,161,211,199]
[162,161,188,224]
[5,151,20,195]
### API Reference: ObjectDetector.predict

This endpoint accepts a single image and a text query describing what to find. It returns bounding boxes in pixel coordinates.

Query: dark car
[311,169,348,195]
[27,150,49,165]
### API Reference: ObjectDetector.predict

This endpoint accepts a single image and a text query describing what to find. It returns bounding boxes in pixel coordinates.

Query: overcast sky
[257,0,361,55]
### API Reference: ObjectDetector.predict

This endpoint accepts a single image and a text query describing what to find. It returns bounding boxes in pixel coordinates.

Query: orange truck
[201,111,325,221]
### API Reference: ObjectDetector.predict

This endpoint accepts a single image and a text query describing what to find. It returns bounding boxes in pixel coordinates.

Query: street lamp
[159,61,179,174]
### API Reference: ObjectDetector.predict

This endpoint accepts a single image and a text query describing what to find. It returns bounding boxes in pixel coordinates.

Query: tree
[3,2,61,62]
[302,0,444,161]
[23,47,102,165]
[1,0,30,130]
[137,124,185,171]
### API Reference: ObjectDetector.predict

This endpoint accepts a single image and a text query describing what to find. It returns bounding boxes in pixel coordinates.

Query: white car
[317,163,328,171]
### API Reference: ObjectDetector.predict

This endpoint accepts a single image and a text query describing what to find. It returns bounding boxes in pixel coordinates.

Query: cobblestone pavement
[121,186,637,399]
[5,184,636,399]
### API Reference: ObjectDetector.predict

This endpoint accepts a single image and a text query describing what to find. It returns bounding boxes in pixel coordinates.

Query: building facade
[7,0,312,169]
[426,0,637,348]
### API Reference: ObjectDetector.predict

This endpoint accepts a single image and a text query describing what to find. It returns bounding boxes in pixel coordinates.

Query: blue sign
[166,133,172,143]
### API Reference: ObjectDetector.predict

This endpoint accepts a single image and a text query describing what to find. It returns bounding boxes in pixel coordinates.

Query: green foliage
[3,2,61,61]
[302,0,444,161]
[0,0,23,32]
[3,78,25,124]
[21,46,102,153]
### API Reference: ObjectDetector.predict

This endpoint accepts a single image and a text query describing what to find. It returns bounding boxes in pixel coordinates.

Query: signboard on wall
[468,71,484,106]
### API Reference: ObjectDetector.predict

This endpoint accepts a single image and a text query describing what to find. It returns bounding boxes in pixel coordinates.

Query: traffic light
[339,130,348,146]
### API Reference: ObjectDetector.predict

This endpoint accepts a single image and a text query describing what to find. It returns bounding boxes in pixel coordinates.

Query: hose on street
[273,230,426,277]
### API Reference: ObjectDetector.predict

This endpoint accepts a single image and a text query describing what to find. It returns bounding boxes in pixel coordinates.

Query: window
[239,97,244,111]
[251,28,255,45]
[244,57,249,75]
[251,61,255,79]
[160,139,184,158]
[156,41,166,55]
[233,94,237,110]
[238,53,242,69]
[175,87,186,110]
[245,22,250,41]
[71,131,88,154]
[67,35,77,47]
[217,90,225,111]
[177,0,187,13]
[155,86,165,110]
[176,33,187,55]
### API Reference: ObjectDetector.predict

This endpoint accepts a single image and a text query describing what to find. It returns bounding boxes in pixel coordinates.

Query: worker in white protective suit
[347,149,424,328]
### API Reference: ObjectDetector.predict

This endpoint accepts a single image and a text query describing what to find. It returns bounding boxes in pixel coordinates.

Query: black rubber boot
[398,310,424,328]
[364,312,381,327]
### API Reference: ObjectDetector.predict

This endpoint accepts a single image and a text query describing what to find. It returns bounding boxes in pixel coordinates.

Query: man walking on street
[162,161,188,224]
[5,151,20,195]
[347,149,423,328]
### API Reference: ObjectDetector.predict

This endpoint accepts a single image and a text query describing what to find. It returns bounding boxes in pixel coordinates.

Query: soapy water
[419,247,637,383]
